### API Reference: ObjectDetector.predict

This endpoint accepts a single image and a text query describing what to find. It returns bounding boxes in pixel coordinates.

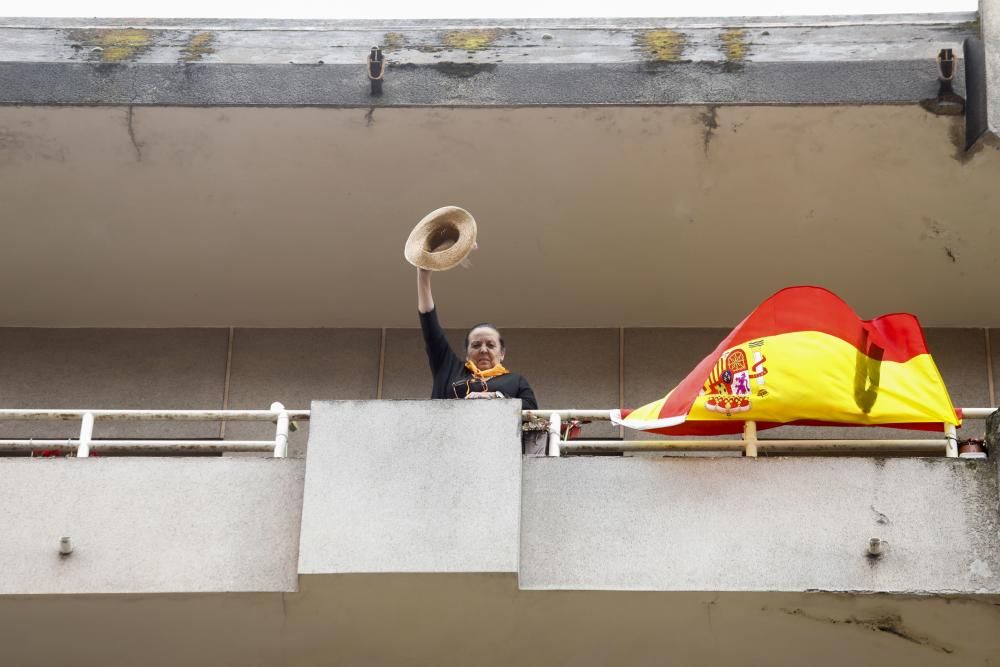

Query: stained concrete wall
[520,455,1000,593]
[0,458,304,594]
[0,326,995,454]
[0,328,229,439]
[298,400,522,574]
[223,328,381,456]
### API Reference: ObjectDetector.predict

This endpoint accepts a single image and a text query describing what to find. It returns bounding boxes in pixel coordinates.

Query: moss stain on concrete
[441,29,510,51]
[181,32,216,62]
[637,30,687,62]
[382,32,406,51]
[721,28,749,63]
[68,28,156,62]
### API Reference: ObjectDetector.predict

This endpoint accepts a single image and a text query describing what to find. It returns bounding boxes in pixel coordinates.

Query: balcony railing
[524,408,997,458]
[0,404,310,457]
[0,406,992,458]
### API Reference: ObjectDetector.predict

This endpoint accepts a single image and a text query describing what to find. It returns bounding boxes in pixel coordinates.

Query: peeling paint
[181,32,215,63]
[919,217,966,264]
[67,28,156,62]
[720,28,749,64]
[637,30,687,63]
[969,558,994,580]
[441,29,510,51]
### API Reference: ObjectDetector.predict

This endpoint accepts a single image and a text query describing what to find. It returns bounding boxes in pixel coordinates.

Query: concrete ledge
[0,458,305,594]
[520,455,1000,593]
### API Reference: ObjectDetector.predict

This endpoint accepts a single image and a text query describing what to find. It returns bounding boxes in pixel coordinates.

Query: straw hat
[404,206,478,271]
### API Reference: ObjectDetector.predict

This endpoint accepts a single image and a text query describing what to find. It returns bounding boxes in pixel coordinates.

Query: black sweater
[419,308,538,409]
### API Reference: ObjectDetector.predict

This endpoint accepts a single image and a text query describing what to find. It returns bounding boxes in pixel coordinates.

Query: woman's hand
[464,391,498,400]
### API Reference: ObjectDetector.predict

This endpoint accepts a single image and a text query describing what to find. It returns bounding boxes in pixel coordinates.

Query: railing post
[272,402,289,459]
[743,420,758,458]
[547,413,562,457]
[77,411,94,458]
[944,423,958,458]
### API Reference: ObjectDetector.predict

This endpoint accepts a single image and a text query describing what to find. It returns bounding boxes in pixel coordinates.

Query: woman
[417,266,537,409]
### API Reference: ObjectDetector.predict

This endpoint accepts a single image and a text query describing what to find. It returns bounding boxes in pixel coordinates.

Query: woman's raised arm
[417,267,434,314]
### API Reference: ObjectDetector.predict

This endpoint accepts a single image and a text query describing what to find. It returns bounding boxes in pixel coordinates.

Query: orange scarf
[464,360,510,379]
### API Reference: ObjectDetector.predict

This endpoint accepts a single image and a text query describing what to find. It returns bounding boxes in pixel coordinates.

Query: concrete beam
[0,14,976,106]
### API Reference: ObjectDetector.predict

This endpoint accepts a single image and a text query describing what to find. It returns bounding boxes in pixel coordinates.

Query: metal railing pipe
[0,409,311,422]
[2,440,278,453]
[743,420,758,458]
[547,413,562,457]
[562,439,947,455]
[272,402,290,459]
[77,411,94,458]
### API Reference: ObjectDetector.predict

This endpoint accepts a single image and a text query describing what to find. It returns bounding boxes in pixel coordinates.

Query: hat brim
[404,206,478,271]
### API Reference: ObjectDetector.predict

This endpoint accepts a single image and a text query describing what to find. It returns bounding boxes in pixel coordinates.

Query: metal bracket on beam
[367,46,385,96]
[920,48,966,116]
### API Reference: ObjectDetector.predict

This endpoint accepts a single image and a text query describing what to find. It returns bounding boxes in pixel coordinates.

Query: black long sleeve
[419,307,464,400]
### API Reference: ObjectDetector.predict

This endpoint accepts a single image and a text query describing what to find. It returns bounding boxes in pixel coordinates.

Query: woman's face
[466,326,505,370]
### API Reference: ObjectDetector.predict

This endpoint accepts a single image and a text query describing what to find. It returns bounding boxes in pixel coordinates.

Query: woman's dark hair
[465,323,505,351]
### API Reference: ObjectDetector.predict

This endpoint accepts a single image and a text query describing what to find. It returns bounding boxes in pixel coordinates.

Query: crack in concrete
[125,67,144,162]
[365,106,375,127]
[125,105,143,162]
[779,608,954,654]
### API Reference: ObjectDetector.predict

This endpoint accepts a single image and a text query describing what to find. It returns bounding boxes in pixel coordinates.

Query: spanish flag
[612,287,960,436]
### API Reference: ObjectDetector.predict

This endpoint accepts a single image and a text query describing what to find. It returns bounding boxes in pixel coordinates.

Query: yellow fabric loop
[464,360,509,379]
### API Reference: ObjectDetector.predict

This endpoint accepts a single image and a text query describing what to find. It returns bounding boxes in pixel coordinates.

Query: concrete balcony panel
[0,458,304,594]
[298,400,521,574]
[520,456,1000,593]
